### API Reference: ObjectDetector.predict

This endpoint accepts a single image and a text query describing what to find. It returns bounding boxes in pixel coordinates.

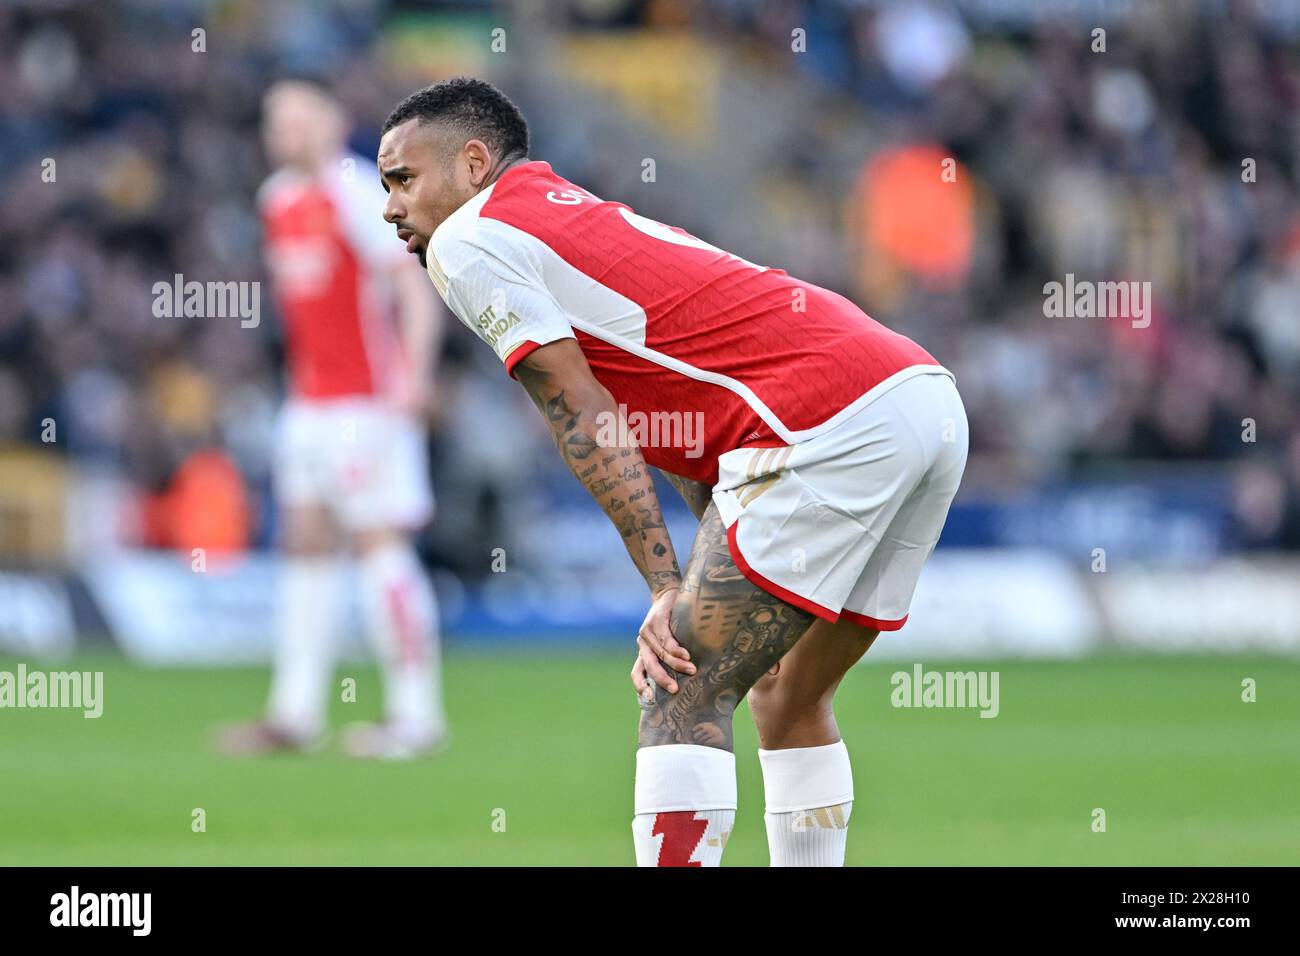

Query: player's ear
[463,139,493,186]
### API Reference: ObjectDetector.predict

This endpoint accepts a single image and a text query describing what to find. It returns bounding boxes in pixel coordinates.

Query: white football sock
[632,744,736,867]
[358,541,445,734]
[759,740,854,867]
[266,555,340,738]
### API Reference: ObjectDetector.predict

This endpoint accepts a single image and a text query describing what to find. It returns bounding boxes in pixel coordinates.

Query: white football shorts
[273,397,434,533]
[712,369,968,631]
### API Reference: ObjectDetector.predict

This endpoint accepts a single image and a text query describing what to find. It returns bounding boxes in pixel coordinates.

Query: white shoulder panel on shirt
[429,187,649,348]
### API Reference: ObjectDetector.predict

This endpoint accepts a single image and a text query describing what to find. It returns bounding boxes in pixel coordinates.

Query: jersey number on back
[617,208,768,273]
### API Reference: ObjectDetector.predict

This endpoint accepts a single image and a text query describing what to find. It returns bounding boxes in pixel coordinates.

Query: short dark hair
[382,76,529,160]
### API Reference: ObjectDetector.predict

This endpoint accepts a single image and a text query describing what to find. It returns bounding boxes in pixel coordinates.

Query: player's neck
[479,153,531,192]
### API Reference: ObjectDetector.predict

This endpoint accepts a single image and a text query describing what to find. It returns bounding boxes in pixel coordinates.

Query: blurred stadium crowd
[2,0,1299,576]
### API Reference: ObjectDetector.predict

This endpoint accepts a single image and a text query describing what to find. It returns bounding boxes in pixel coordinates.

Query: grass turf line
[0,651,1296,865]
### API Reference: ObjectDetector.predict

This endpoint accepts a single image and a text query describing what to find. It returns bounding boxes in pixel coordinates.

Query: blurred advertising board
[61,547,1298,664]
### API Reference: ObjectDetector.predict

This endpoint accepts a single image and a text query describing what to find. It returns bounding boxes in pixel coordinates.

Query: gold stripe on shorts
[737,445,794,508]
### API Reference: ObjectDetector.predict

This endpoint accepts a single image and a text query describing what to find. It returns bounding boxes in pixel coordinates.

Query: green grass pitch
[2,650,1297,865]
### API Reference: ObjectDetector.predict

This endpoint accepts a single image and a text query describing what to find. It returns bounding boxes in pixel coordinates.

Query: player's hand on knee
[633,633,692,699]
[636,588,694,692]
[631,653,656,702]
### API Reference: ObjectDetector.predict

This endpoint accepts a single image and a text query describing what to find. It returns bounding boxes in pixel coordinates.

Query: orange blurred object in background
[143,449,251,561]
[854,144,975,292]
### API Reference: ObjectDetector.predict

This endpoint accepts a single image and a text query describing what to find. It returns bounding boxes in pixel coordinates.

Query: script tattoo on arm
[515,347,682,596]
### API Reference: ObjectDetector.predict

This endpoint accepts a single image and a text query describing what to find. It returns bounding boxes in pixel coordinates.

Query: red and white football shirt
[427,160,946,484]
[259,155,410,401]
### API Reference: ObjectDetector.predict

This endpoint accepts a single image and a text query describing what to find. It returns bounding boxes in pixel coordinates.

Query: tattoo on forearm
[516,366,681,593]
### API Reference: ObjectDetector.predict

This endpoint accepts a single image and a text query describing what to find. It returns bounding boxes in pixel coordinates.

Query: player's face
[378,120,483,270]
[261,82,343,171]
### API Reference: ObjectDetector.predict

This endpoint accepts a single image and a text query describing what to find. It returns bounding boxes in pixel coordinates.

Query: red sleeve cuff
[504,340,544,379]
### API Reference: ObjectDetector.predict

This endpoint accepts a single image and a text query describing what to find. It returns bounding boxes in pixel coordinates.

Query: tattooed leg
[638,503,816,751]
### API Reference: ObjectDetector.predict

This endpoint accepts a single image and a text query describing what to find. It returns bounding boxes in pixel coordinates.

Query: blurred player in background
[219,79,448,759]
[377,78,967,863]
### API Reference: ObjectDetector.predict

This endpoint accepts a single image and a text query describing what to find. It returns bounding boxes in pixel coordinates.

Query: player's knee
[748,668,779,705]
[747,668,829,733]
[746,671,782,723]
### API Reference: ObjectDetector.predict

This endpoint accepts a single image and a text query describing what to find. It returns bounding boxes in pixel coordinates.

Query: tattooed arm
[513,340,682,597]
[657,469,712,521]
[513,340,696,689]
